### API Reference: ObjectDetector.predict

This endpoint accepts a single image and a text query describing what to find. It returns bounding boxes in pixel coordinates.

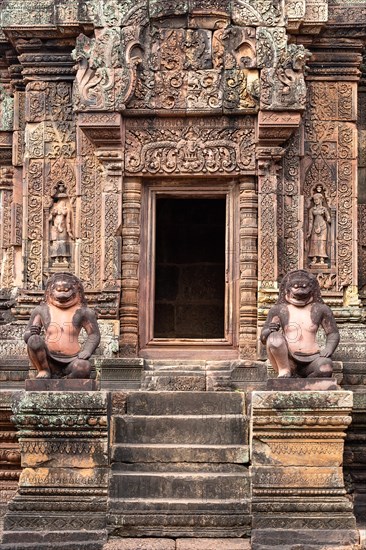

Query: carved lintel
[258,111,302,146]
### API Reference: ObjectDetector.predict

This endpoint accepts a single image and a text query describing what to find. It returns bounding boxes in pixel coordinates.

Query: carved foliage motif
[78,132,102,290]
[0,85,14,131]
[125,117,256,175]
[303,82,356,289]
[258,158,280,285]
[280,131,301,275]
[85,0,146,27]
[232,0,285,27]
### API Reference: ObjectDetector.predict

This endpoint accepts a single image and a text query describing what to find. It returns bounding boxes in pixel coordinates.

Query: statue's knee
[71,359,91,379]
[27,334,45,351]
[316,359,333,378]
[267,332,286,351]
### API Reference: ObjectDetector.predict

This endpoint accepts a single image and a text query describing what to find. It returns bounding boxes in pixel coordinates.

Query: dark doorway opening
[154,198,226,339]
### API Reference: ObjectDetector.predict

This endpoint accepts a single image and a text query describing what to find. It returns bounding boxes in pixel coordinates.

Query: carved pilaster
[6,39,78,311]
[239,177,258,359]
[279,129,303,278]
[76,112,123,317]
[119,177,142,357]
[303,40,362,315]
[0,167,14,288]
[257,147,284,311]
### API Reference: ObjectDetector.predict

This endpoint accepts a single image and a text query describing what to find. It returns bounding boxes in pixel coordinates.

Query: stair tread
[119,414,247,418]
[112,443,247,448]
[108,497,248,502]
[112,471,247,477]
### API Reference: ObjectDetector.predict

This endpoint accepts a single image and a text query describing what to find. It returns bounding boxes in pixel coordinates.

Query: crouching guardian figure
[260,270,339,378]
[24,273,100,379]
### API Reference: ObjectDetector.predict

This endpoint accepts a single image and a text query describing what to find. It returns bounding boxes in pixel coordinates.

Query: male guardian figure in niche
[260,270,339,378]
[24,273,100,379]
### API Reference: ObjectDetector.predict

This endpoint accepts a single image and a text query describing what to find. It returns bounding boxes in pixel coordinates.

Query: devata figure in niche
[24,273,100,379]
[260,270,339,378]
[49,182,74,268]
[306,192,331,266]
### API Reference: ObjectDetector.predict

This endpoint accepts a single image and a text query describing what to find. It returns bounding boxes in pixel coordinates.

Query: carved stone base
[251,390,358,549]
[266,377,339,391]
[2,391,108,549]
[25,379,98,391]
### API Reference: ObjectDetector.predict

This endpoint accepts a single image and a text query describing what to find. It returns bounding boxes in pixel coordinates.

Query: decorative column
[239,176,258,359]
[119,177,142,357]
[251,390,358,549]
[2,391,109,549]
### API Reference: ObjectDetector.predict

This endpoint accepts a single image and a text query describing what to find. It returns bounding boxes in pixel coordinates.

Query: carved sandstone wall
[0,0,365,361]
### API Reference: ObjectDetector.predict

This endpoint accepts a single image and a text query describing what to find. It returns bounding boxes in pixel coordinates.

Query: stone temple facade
[1,1,366,549]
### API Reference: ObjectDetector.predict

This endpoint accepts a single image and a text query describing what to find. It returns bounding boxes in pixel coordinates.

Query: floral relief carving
[232,0,285,27]
[125,118,256,175]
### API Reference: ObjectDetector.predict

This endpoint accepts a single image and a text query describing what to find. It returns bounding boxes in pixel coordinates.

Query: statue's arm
[24,307,44,343]
[320,305,340,357]
[78,309,101,360]
[307,208,314,238]
[260,306,282,345]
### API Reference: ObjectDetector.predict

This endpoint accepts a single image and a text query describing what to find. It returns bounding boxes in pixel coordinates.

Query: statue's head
[45,273,86,308]
[278,269,323,307]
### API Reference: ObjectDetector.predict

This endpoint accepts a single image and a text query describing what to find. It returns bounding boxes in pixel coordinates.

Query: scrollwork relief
[72,24,142,112]
[232,0,285,27]
[125,118,256,175]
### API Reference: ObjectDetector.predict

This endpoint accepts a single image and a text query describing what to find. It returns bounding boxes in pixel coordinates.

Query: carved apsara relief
[303,81,357,291]
[24,81,77,289]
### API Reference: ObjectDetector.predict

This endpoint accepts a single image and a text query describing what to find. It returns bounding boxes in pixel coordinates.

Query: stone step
[111,443,249,464]
[111,462,247,473]
[126,391,245,416]
[107,504,251,538]
[108,498,250,513]
[109,471,250,500]
[103,538,251,550]
[112,415,248,445]
[1,529,106,548]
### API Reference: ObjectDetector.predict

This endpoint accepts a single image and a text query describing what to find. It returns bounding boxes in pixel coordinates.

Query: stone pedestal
[250,390,359,550]
[2,391,108,549]
[344,390,366,527]
[0,392,21,535]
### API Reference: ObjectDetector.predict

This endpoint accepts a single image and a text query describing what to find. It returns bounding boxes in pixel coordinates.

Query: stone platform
[103,538,251,549]
[0,388,360,549]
